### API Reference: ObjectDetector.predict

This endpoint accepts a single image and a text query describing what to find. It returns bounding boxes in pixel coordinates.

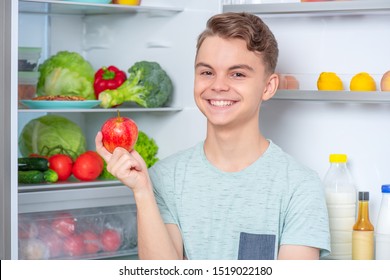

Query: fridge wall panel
[49,15,85,57]
[18,13,46,50]
[264,14,390,89]
[261,100,390,226]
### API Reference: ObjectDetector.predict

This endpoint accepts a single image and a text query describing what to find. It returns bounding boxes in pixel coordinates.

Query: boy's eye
[201,71,213,76]
[232,72,245,78]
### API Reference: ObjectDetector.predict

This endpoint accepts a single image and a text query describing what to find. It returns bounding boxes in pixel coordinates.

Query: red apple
[100,228,122,252]
[101,111,138,153]
[63,234,85,257]
[51,212,76,237]
[81,230,101,255]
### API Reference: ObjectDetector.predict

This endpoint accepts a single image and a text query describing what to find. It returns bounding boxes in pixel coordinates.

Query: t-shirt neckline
[198,140,274,176]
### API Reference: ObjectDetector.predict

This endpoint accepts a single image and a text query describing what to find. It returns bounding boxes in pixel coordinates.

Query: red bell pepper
[93,66,127,98]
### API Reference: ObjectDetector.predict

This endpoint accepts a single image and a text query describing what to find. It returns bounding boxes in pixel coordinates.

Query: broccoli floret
[134,131,159,168]
[99,61,173,108]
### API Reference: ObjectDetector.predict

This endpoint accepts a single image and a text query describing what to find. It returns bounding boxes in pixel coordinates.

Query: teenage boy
[96,12,330,260]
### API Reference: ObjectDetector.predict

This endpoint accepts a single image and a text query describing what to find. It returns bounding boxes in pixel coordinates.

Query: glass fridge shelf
[18,106,184,113]
[18,178,124,193]
[19,0,184,16]
[223,0,390,17]
[274,90,390,103]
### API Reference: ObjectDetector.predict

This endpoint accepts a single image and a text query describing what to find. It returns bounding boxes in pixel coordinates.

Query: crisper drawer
[18,204,137,260]
[18,185,135,213]
[18,185,137,260]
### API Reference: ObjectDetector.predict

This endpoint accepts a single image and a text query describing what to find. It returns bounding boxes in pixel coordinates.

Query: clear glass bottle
[352,191,374,260]
[323,154,356,260]
[376,185,390,260]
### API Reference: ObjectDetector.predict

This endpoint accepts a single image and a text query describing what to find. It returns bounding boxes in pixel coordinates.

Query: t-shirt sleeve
[279,170,331,258]
[149,164,178,225]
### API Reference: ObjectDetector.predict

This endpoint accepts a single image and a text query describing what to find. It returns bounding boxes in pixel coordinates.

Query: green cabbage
[18,115,86,160]
[37,51,96,100]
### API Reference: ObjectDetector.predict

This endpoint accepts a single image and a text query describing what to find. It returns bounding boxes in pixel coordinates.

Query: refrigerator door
[1,0,19,260]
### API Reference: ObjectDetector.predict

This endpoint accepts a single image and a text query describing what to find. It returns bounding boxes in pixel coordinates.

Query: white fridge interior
[259,9,390,224]
[12,0,390,259]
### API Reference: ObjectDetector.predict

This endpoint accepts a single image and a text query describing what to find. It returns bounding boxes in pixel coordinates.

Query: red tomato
[51,212,75,237]
[100,229,122,252]
[63,234,85,257]
[81,230,100,255]
[85,151,104,165]
[48,154,73,181]
[72,151,104,181]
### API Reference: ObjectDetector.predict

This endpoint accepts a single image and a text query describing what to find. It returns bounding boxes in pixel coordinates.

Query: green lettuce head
[18,115,86,160]
[134,131,159,168]
[37,51,96,100]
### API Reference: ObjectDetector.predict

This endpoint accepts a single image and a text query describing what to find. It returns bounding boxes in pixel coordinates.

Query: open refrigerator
[1,0,390,260]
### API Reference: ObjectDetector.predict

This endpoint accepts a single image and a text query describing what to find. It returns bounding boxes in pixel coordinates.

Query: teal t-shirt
[149,141,330,260]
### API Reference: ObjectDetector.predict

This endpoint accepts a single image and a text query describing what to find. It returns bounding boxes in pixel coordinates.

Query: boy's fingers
[95,131,111,162]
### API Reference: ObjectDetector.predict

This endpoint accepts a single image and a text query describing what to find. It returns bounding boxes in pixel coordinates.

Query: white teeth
[209,100,234,107]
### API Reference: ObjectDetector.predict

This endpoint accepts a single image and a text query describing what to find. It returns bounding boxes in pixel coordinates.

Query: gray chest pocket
[238,232,276,260]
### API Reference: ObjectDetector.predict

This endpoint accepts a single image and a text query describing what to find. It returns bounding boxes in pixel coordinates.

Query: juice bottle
[352,191,374,260]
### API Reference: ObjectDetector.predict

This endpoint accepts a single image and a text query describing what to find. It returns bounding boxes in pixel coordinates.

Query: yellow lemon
[350,72,376,91]
[317,72,344,90]
[113,0,140,5]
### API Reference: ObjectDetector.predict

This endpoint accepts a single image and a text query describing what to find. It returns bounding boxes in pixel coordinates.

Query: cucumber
[43,169,58,183]
[18,170,45,184]
[18,157,49,172]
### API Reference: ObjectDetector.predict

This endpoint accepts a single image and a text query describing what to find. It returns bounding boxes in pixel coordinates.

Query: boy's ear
[262,73,279,101]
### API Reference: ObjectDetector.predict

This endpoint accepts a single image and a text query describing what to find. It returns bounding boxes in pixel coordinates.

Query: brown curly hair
[196,12,279,75]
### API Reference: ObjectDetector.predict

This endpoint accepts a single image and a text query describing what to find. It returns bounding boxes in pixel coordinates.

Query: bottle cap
[381,185,390,193]
[359,191,370,201]
[329,154,347,163]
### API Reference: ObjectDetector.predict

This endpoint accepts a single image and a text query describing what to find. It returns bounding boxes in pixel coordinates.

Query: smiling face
[194,35,277,130]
